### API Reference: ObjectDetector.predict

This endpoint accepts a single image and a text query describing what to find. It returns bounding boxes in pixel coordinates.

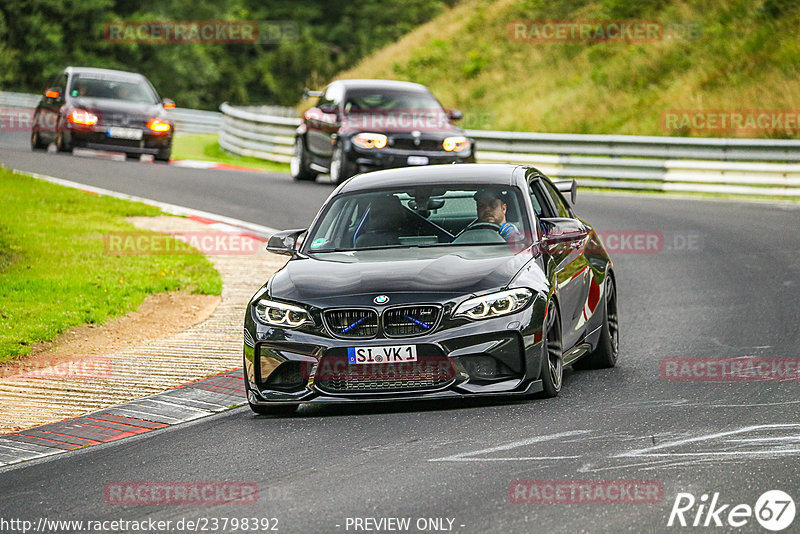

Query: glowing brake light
[45,89,60,99]
[146,118,171,133]
[67,109,98,126]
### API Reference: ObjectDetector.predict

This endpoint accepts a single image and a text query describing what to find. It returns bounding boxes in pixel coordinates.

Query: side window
[542,180,572,218]
[529,181,553,218]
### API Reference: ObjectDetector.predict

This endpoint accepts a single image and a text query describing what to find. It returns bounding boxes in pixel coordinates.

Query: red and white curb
[171,159,267,173]
[0,370,246,468]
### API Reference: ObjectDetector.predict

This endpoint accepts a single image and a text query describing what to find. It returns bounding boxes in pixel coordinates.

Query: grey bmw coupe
[243,164,618,414]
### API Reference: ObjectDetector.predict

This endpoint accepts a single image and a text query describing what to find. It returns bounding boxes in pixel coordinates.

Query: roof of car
[65,67,145,80]
[337,164,530,193]
[330,79,430,92]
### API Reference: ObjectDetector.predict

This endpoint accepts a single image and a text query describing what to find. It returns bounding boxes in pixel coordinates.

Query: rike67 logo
[668,490,795,531]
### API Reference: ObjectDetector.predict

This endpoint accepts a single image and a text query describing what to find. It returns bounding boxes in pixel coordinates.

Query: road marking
[428,430,589,462]
[615,423,800,458]
[11,168,280,237]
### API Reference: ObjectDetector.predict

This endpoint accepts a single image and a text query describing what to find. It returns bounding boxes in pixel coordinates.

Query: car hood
[70,97,164,118]
[340,110,462,135]
[268,247,531,307]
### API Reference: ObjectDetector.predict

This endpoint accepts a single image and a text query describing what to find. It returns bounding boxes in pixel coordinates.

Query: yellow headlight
[443,136,470,152]
[353,133,388,149]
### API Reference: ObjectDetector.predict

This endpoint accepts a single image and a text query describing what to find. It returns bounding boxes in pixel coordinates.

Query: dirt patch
[0,291,220,380]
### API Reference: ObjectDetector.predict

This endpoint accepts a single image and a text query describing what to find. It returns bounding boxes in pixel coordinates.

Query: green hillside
[334,0,800,137]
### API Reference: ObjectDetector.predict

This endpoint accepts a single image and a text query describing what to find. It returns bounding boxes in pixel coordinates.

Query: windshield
[343,88,443,113]
[305,185,531,254]
[69,74,159,104]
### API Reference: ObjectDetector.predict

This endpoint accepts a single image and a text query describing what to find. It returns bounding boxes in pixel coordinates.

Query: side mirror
[266,228,307,256]
[539,218,588,254]
[162,98,176,110]
[554,179,577,205]
[303,89,323,100]
[447,109,463,121]
[45,88,62,101]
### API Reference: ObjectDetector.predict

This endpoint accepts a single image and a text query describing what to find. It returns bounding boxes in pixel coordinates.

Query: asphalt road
[1,131,799,533]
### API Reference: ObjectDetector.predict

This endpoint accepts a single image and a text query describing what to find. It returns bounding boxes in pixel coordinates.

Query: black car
[30,67,175,162]
[244,164,618,415]
[291,79,475,184]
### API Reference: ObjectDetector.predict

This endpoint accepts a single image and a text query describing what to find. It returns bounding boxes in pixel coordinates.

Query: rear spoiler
[554,179,577,205]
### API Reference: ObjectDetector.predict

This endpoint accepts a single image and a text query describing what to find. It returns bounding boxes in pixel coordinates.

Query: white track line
[429,430,589,462]
[12,168,280,237]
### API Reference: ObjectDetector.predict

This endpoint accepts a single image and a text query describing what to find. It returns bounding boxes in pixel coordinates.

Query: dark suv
[30,67,175,162]
[291,79,475,184]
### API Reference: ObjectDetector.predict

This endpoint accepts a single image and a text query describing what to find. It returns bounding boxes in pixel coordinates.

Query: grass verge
[0,168,222,363]
[336,0,800,137]
[171,133,289,173]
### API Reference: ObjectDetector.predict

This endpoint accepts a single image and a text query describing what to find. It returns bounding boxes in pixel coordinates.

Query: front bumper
[348,146,475,174]
[244,304,546,406]
[66,124,172,154]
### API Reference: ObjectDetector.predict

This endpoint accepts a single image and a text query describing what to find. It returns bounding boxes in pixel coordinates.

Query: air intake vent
[323,309,379,339]
[383,306,440,337]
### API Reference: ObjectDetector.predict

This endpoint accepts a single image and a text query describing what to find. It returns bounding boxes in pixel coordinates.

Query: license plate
[347,345,417,364]
[107,127,143,140]
[407,156,429,166]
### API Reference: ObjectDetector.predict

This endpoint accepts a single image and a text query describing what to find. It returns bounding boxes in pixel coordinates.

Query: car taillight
[67,109,98,126]
[146,118,171,133]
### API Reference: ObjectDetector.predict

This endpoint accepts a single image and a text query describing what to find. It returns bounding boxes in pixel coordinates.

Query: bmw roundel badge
[374,295,390,305]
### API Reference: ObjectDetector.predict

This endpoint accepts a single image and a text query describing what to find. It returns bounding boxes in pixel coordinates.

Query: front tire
[55,127,72,153]
[155,147,171,163]
[31,128,47,150]
[329,143,355,185]
[290,137,317,181]
[539,302,563,397]
[574,275,618,370]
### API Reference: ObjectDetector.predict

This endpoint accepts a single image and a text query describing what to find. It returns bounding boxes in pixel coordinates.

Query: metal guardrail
[218,102,800,197]
[0,91,221,135]
[218,103,297,163]
[472,133,800,196]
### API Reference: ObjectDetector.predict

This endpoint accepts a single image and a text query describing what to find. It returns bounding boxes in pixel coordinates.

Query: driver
[474,188,523,242]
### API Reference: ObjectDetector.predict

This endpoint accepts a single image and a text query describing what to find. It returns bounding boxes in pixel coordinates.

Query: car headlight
[67,109,98,126]
[254,299,313,328]
[352,133,387,149]
[453,288,533,320]
[442,136,470,152]
[146,118,172,133]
